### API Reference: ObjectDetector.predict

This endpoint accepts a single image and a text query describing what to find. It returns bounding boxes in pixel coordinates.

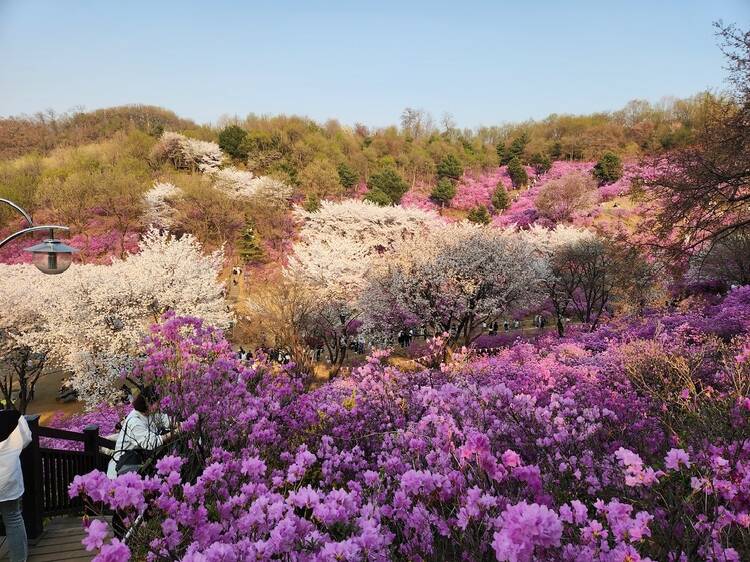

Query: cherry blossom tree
[0,266,50,412]
[151,131,224,172]
[361,223,548,346]
[3,229,231,407]
[287,200,442,373]
[210,166,293,203]
[142,181,183,229]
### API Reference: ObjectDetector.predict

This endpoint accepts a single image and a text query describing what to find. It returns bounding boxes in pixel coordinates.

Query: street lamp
[0,198,79,274]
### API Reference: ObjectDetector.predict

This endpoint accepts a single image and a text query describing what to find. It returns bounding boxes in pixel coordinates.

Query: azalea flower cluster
[69,290,750,561]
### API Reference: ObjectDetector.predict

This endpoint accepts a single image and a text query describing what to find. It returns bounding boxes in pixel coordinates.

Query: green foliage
[303,193,321,212]
[495,142,506,164]
[436,154,463,182]
[507,157,529,188]
[337,162,359,190]
[549,141,562,160]
[502,132,529,164]
[491,183,510,211]
[238,219,265,264]
[299,159,340,197]
[218,125,249,160]
[592,151,623,184]
[364,188,393,207]
[430,178,457,206]
[367,167,408,204]
[467,205,491,225]
[529,152,552,175]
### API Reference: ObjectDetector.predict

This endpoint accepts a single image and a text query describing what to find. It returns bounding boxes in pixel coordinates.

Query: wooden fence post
[82,424,99,455]
[21,414,44,540]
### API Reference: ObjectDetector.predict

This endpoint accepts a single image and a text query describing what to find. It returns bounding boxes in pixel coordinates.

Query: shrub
[218,125,249,160]
[367,167,408,204]
[592,150,623,184]
[535,171,598,222]
[467,204,491,224]
[507,156,529,188]
[364,188,393,206]
[430,178,457,206]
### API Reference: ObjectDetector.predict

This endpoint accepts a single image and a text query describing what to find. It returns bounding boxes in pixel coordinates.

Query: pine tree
[303,193,321,212]
[529,152,552,175]
[238,220,265,264]
[467,205,491,225]
[337,162,359,190]
[430,178,457,207]
[436,154,463,182]
[367,168,408,204]
[491,183,510,211]
[504,132,529,164]
[592,151,623,184]
[218,125,249,160]
[507,157,529,188]
[496,141,506,164]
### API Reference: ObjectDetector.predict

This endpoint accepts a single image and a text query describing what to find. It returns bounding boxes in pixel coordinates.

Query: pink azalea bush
[69,290,750,560]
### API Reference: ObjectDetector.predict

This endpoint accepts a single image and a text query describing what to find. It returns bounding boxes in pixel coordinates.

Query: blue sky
[0,0,748,128]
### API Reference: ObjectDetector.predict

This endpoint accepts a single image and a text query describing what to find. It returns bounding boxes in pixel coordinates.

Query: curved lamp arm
[0,198,70,250]
[0,198,33,227]
[0,225,70,250]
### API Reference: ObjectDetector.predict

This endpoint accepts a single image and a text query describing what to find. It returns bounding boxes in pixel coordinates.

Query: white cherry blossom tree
[1,229,231,407]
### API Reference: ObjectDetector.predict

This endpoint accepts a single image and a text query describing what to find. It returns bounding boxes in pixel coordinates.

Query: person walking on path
[0,409,32,562]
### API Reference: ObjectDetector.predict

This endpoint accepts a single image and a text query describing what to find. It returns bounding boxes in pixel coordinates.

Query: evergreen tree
[529,152,552,175]
[491,182,510,211]
[367,167,408,204]
[218,125,249,160]
[436,154,463,182]
[303,193,321,212]
[503,132,529,164]
[467,205,491,225]
[592,151,623,184]
[430,178,457,207]
[238,220,265,264]
[496,141,506,164]
[337,162,359,190]
[550,141,563,160]
[507,157,529,188]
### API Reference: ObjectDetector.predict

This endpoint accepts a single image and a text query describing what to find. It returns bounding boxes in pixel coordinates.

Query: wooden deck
[0,516,93,561]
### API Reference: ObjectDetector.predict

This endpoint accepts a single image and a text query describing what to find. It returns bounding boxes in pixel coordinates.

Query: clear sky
[1,0,748,128]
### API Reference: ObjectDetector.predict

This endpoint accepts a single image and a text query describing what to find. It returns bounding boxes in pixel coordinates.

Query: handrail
[36,425,89,442]
[19,415,113,539]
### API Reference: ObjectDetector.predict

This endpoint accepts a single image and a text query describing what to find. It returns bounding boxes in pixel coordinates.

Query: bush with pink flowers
[67,287,750,561]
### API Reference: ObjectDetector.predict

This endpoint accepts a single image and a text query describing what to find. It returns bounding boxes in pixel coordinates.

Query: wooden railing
[18,415,116,539]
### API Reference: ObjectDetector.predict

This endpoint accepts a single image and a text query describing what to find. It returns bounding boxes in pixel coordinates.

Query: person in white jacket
[106,387,176,479]
[0,410,32,562]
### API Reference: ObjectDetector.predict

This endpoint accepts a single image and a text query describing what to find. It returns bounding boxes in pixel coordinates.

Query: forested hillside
[0,92,721,267]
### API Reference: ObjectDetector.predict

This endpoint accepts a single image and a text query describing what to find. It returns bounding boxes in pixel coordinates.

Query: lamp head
[24,239,79,275]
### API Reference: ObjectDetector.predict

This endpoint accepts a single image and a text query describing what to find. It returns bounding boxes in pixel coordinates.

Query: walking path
[0,516,92,561]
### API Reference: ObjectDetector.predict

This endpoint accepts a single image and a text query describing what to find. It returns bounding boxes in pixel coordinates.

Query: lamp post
[0,198,79,274]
